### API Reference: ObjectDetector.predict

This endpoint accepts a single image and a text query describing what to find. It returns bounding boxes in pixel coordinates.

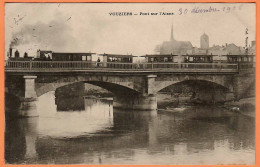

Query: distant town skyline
[5,3,256,58]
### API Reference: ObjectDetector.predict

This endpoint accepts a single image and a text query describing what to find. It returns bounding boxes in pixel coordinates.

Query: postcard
[2,2,256,165]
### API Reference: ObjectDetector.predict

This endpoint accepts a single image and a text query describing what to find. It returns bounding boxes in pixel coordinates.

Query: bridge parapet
[5,60,238,73]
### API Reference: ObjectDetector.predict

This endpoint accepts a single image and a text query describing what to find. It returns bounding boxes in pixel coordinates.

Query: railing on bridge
[4,60,239,72]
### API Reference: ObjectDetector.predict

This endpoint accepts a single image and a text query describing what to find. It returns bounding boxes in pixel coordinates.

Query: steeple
[200,32,209,49]
[170,24,174,41]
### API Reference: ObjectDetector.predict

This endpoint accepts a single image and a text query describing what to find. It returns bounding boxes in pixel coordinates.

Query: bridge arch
[154,74,234,93]
[154,79,234,103]
[155,79,231,93]
[35,75,144,97]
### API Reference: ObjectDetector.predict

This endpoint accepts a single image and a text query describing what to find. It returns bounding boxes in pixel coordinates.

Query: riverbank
[157,93,255,119]
[224,97,255,118]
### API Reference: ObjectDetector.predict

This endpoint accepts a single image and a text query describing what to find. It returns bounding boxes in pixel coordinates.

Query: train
[7,49,255,65]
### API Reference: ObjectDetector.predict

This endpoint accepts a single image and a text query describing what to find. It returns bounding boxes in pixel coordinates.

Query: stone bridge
[5,71,255,117]
[4,61,255,117]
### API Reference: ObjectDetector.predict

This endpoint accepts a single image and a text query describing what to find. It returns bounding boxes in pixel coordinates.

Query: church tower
[170,24,174,41]
[200,33,209,49]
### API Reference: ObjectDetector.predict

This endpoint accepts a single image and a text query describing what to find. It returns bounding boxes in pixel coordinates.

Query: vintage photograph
[4,3,255,165]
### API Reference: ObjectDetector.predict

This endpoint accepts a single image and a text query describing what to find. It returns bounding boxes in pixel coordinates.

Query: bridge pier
[19,76,39,117]
[147,75,157,94]
[233,73,255,100]
[113,75,158,110]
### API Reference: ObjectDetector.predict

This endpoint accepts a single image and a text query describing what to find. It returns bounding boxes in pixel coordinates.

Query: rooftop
[99,53,137,57]
[53,52,95,55]
[183,54,217,57]
[226,54,255,57]
[141,54,178,57]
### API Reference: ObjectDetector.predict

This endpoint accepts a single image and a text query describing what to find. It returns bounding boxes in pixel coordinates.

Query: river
[5,91,255,165]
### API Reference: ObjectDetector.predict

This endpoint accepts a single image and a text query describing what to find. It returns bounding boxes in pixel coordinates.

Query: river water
[5,91,255,165]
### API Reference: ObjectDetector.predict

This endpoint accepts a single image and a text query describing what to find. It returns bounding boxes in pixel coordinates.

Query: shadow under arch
[85,81,142,96]
[157,79,233,103]
[36,80,156,111]
[36,80,142,98]
[157,79,231,93]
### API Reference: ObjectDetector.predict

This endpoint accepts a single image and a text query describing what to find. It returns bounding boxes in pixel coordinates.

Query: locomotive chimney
[9,48,13,57]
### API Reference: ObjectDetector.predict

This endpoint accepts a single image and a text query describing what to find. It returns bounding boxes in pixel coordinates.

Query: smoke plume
[9,14,76,53]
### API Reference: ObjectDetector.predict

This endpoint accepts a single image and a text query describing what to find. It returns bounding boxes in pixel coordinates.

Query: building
[224,43,242,55]
[207,45,227,55]
[248,40,256,55]
[200,33,209,49]
[155,25,193,55]
[187,47,207,55]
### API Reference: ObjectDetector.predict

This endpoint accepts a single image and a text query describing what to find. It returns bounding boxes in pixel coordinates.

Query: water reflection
[5,91,255,165]
[55,96,85,111]
[5,117,39,164]
[35,92,113,139]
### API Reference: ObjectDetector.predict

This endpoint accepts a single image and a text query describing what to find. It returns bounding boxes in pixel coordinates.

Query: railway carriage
[226,54,256,69]
[52,52,94,61]
[100,53,137,68]
[141,54,178,63]
[182,54,214,63]
[140,54,179,69]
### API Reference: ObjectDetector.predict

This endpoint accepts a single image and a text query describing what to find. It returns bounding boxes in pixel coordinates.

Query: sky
[5,3,256,58]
